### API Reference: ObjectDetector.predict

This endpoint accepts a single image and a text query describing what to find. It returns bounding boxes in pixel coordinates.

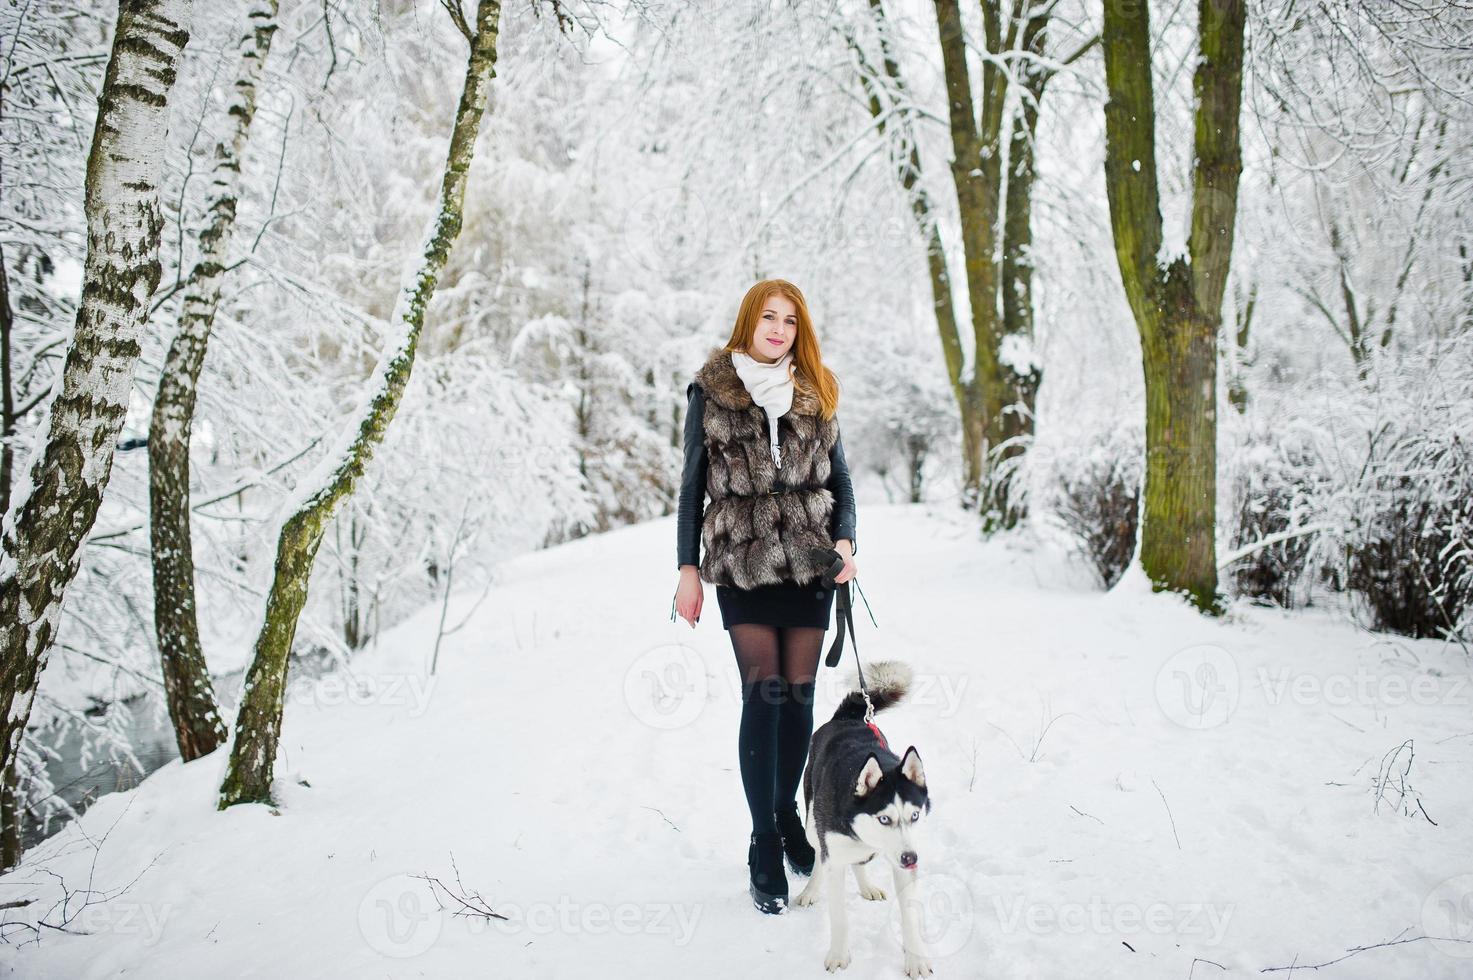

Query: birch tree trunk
[1101,0,1245,612]
[217,0,503,809]
[148,0,279,763]
[0,0,192,778]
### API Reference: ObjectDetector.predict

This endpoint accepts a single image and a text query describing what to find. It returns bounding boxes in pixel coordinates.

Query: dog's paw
[858,882,886,901]
[795,884,822,907]
[824,947,851,971]
[902,951,934,977]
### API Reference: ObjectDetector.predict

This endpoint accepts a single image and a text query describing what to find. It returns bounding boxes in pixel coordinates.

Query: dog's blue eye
[910,811,919,822]
[877,815,891,825]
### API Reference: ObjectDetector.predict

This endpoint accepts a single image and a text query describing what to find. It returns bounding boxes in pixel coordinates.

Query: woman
[672,279,858,915]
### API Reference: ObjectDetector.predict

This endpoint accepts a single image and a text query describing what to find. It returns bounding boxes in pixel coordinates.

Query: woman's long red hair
[721,279,840,421]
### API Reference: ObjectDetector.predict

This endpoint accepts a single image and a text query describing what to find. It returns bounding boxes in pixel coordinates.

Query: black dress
[676,382,857,631]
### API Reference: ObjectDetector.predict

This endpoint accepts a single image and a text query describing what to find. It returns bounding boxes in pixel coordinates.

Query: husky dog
[795,660,933,976]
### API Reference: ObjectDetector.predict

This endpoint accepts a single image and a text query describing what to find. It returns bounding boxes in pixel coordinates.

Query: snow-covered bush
[1313,334,1473,641]
[1342,431,1473,641]
[1046,424,1142,589]
[1222,422,1332,608]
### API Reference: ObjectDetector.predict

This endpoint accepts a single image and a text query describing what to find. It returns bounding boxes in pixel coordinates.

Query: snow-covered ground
[2,503,1471,978]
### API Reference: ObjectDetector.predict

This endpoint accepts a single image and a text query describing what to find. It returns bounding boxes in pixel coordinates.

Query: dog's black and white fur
[795,660,933,976]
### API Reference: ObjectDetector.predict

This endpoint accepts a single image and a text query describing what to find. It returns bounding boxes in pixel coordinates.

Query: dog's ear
[900,746,926,788]
[855,754,884,797]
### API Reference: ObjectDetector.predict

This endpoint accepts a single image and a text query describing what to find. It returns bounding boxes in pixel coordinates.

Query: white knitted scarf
[730,348,795,470]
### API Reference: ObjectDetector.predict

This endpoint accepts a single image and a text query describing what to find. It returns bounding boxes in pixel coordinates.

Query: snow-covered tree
[218,0,506,809]
[149,0,280,764]
[0,0,194,794]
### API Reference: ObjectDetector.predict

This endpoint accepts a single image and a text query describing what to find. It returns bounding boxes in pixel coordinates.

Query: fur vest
[693,345,840,589]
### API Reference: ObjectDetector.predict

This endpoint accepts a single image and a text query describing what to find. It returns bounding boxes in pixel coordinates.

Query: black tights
[732,624,824,835]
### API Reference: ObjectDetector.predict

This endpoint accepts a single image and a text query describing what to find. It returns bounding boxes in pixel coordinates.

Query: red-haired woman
[673,279,858,914]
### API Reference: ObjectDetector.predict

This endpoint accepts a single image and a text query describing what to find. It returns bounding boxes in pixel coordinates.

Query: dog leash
[818,558,879,725]
[842,577,888,748]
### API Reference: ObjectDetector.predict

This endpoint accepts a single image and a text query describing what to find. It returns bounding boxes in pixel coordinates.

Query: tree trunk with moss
[846,2,973,508]
[217,0,503,809]
[1,757,19,872]
[931,0,1002,514]
[0,0,192,780]
[150,0,279,764]
[1101,0,1245,612]
[856,1,1083,524]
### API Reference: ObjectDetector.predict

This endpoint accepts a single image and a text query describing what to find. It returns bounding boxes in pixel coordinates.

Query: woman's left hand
[834,539,857,584]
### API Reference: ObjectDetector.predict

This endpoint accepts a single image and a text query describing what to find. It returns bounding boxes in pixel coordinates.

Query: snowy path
[2,504,1471,978]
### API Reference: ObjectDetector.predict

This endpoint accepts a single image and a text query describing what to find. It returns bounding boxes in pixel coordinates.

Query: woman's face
[748,293,798,363]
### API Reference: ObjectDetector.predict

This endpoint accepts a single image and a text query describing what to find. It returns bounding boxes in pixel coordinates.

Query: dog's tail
[831,660,913,722]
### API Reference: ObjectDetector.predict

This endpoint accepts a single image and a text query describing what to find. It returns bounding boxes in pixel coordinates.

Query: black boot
[774,802,815,876]
[747,831,788,914]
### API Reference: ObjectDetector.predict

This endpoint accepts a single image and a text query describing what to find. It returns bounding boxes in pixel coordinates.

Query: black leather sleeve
[676,382,707,569]
[828,425,857,556]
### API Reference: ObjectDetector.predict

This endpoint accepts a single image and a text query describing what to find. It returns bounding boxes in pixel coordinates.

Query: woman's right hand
[674,565,703,627]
